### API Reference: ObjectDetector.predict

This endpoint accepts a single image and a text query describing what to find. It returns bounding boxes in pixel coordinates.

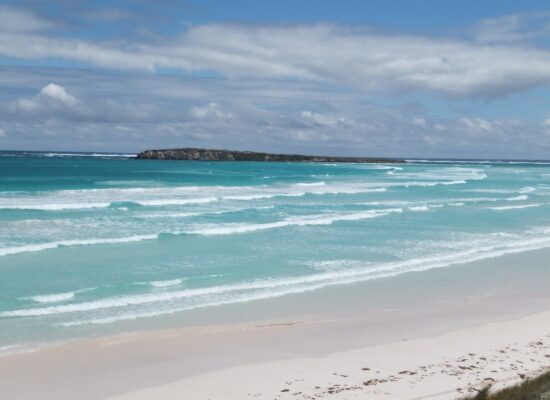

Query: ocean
[1,151,550,353]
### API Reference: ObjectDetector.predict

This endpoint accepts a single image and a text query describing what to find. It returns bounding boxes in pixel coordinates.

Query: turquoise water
[1,151,550,352]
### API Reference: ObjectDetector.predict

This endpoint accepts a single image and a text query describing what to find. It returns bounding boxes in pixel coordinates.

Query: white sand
[104,311,550,400]
[2,309,548,400]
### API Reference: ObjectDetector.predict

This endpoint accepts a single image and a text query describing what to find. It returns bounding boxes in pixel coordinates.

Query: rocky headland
[136,148,404,163]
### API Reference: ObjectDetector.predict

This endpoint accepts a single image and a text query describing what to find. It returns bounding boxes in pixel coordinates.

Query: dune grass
[465,371,550,400]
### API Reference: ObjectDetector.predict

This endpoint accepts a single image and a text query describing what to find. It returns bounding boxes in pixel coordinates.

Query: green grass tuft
[463,371,550,400]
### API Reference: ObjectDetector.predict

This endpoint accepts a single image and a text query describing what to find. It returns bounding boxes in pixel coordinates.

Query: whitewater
[1,151,550,352]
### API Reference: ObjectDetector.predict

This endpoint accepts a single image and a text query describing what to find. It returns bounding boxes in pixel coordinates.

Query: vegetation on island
[136,148,404,163]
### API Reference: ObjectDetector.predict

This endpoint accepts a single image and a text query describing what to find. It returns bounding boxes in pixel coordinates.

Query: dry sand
[0,309,549,400]
[104,311,550,400]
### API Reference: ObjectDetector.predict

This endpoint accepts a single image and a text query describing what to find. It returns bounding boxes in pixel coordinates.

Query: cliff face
[136,148,403,163]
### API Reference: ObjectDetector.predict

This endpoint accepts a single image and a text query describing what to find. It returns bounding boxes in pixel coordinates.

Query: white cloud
[2,67,550,159]
[2,23,550,98]
[14,98,40,112]
[460,117,495,133]
[190,102,233,120]
[301,110,353,127]
[40,83,78,106]
[11,83,78,113]
[543,118,550,127]
[0,127,6,137]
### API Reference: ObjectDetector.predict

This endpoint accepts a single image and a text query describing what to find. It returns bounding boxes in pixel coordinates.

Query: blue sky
[1,0,550,158]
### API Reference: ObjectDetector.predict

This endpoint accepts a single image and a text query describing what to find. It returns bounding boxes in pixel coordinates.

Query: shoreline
[105,311,550,400]
[1,247,550,399]
[1,308,549,400]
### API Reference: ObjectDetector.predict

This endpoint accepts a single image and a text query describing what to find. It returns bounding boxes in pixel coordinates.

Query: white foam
[361,196,502,208]
[408,205,430,211]
[461,186,537,195]
[43,153,136,158]
[292,182,327,187]
[0,234,158,257]
[223,194,275,201]
[136,197,218,206]
[54,227,550,326]
[0,344,26,355]
[506,195,529,201]
[0,181,385,211]
[0,168,485,213]
[398,179,480,189]
[487,204,541,211]
[309,259,365,271]
[24,287,97,303]
[30,292,75,303]
[190,208,403,236]
[139,205,275,219]
[223,185,386,201]
[406,159,550,165]
[0,202,111,211]
[0,170,485,212]
[139,211,205,219]
[150,279,183,288]
[0,208,402,256]
[2,278,326,317]
[359,165,403,171]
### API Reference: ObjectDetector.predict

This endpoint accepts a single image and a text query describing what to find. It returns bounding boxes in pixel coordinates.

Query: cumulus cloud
[0,127,6,138]
[40,83,78,106]
[2,22,550,98]
[5,80,165,126]
[11,83,79,113]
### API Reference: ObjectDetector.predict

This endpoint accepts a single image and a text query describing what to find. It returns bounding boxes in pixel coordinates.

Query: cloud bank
[2,22,550,98]
[0,5,550,158]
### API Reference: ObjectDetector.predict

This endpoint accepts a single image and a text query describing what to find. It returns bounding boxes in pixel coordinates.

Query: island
[136,148,404,163]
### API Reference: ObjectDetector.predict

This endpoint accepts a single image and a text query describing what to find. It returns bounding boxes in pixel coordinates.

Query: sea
[1,151,550,353]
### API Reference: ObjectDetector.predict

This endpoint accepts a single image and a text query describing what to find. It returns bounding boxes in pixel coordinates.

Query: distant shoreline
[1,150,550,164]
[135,148,405,163]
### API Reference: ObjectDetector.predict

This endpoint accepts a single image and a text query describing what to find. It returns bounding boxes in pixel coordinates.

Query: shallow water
[1,151,550,351]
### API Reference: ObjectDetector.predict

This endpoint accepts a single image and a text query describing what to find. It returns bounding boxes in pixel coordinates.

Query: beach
[1,247,549,400]
[106,312,550,400]
[1,155,550,399]
[4,1,550,398]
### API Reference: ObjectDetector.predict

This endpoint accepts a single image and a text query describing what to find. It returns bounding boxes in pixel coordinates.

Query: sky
[1,1,550,158]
